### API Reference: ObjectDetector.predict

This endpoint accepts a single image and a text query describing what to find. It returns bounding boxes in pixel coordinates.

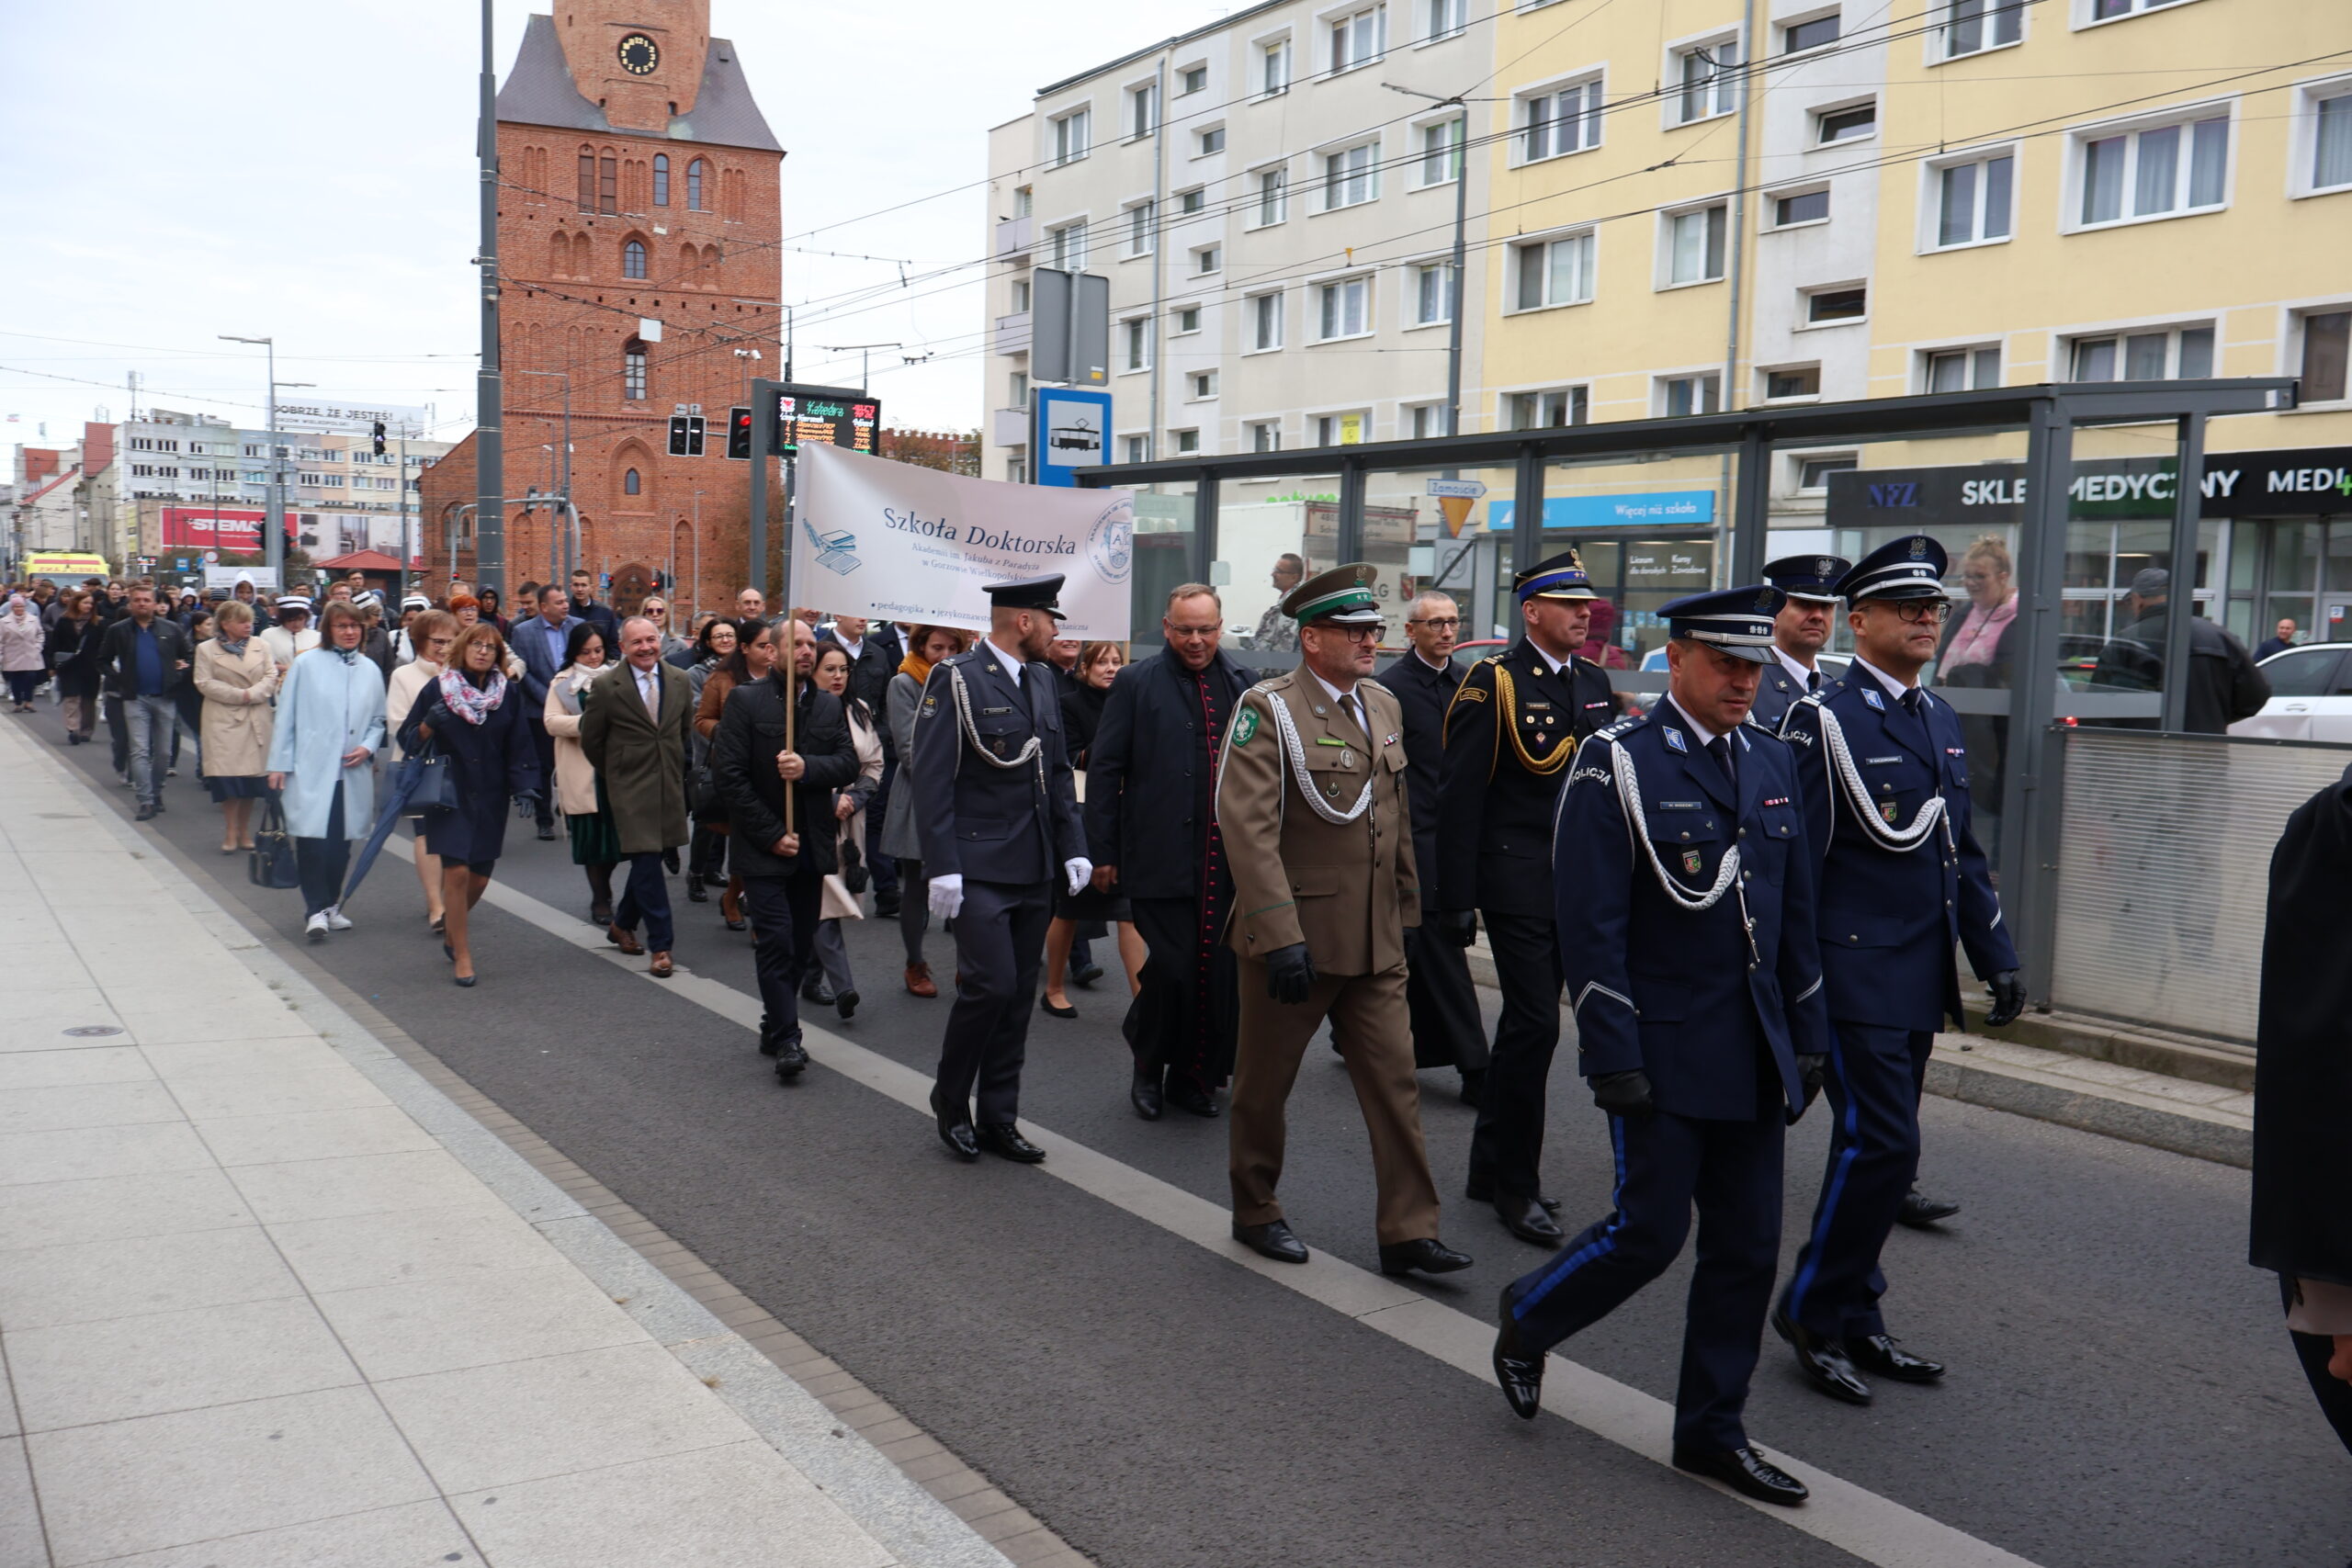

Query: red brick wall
[420,8,784,618]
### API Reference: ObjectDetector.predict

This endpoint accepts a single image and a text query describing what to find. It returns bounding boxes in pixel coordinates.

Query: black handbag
[839,836,868,895]
[248,798,300,890]
[405,744,458,814]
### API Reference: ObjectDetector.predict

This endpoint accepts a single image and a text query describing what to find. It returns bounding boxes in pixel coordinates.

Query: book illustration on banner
[800,518,863,575]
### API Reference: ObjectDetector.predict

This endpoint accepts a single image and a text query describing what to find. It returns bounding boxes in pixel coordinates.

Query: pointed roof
[495,14,781,153]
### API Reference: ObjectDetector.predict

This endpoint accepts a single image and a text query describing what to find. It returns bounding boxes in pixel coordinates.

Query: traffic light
[668,415,689,456]
[667,414,707,457]
[727,406,752,459]
[371,421,386,456]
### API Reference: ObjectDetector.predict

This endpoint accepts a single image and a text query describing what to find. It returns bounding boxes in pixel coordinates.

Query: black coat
[820,631,899,756]
[1060,681,1110,768]
[45,616,104,699]
[96,615,194,699]
[2252,763,2352,1287]
[1436,640,1619,916]
[711,671,861,879]
[1082,647,1255,900]
[397,682,539,865]
[1376,649,1462,913]
[2092,608,2271,734]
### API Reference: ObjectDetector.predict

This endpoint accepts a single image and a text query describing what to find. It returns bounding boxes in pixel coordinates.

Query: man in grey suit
[511,583,583,840]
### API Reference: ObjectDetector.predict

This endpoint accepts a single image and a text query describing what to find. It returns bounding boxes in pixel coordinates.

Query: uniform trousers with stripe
[1783,1021,1933,1340]
[1466,910,1564,1201]
[1503,1107,1784,1451]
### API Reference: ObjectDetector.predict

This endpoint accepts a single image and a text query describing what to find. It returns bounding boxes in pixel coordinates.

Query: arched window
[571,232,590,276]
[652,153,670,207]
[577,147,596,210]
[548,231,569,276]
[622,340,648,400]
[687,158,707,211]
[677,243,697,275]
[624,468,641,496]
[704,242,722,273]
[622,238,647,279]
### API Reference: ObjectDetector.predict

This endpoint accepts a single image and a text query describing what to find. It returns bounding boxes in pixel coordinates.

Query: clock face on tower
[616,33,659,75]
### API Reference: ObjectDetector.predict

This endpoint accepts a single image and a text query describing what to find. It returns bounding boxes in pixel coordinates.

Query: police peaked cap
[1762,553,1851,604]
[1836,535,1950,602]
[1660,585,1784,663]
[984,573,1068,621]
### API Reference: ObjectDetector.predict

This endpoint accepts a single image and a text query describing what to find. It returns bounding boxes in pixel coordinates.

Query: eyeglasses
[1880,600,1952,625]
[1311,625,1382,643]
[1407,616,1460,629]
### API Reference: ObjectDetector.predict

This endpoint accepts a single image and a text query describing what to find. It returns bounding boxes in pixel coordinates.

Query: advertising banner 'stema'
[793,443,1135,639]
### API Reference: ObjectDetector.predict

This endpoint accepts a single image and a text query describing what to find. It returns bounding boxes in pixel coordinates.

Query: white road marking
[402,844,2042,1568]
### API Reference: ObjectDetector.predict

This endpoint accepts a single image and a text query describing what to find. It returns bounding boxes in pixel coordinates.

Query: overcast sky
[0,0,1227,447]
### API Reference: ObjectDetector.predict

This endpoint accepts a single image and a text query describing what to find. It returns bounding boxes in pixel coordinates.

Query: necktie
[640,670,659,718]
[1806,668,1823,694]
[1707,733,1736,791]
[1341,692,1363,737]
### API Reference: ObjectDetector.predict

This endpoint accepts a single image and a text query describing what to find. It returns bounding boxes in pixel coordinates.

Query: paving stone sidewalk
[0,718,1010,1567]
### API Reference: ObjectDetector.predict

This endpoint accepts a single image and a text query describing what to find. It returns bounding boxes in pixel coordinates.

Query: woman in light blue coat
[266,602,387,941]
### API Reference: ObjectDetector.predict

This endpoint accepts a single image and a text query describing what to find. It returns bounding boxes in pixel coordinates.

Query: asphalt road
[40,700,2351,1568]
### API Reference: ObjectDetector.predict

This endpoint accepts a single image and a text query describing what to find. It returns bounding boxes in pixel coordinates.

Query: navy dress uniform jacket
[1376,650,1461,909]
[1777,675,2018,1031]
[1747,660,1816,734]
[1555,713,1831,1121]
[1436,641,1618,916]
[908,645,1084,886]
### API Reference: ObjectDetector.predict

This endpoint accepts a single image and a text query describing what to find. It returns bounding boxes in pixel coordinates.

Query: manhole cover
[62,1025,124,1038]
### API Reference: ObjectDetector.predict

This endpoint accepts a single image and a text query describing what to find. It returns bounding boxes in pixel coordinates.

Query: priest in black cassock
[2252,762,2352,1458]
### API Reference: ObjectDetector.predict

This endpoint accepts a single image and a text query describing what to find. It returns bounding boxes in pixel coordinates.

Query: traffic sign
[1034,387,1111,488]
[1426,479,1487,499]
[203,549,220,564]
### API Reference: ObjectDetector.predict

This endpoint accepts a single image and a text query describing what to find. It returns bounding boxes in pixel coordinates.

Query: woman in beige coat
[193,600,277,853]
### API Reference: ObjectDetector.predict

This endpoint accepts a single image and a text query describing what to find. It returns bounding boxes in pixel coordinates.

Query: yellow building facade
[1477,0,2352,650]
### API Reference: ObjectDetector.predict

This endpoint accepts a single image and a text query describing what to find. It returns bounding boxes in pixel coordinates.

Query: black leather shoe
[1164,1077,1220,1119]
[589,901,613,928]
[802,979,836,1007]
[1039,995,1078,1019]
[835,988,858,1021]
[929,1087,978,1161]
[662,848,680,874]
[1458,1066,1487,1108]
[976,1122,1046,1163]
[1378,1237,1474,1277]
[757,1021,783,1058]
[1495,1195,1565,1247]
[773,1037,809,1081]
[1896,1189,1961,1228]
[685,874,708,903]
[1494,1291,1544,1419]
[536,823,558,840]
[1771,1308,1872,1405]
[1232,1218,1308,1264]
[1130,1071,1164,1121]
[1465,1176,1562,1215]
[1672,1444,1809,1506]
[874,892,900,919]
[1846,1334,1945,1382]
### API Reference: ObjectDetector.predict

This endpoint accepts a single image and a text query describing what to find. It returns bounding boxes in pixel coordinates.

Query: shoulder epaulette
[1595,716,1640,741]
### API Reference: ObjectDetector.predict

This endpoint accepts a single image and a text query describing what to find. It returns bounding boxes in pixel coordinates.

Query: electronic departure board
[769,384,881,457]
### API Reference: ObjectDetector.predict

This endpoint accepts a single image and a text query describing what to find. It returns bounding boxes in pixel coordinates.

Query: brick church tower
[421,2,783,615]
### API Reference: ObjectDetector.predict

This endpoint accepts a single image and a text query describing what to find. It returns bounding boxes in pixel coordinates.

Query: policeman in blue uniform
[1434,550,1621,1247]
[1491,586,1830,1507]
[909,575,1091,1164]
[1771,536,2026,1404]
[1751,554,1849,732]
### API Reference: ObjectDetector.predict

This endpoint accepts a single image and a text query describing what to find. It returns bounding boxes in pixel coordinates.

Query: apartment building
[984,0,2351,652]
[983,0,1498,638]
[1478,0,2352,650]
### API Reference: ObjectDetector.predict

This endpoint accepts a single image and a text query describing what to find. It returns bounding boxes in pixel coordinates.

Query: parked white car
[2227,645,2352,742]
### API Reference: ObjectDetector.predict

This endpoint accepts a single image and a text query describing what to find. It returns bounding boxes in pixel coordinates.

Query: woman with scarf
[881,624,968,998]
[386,610,459,931]
[400,620,539,986]
[693,618,774,933]
[266,602,387,943]
[0,593,47,710]
[543,622,623,926]
[194,599,277,854]
[800,638,885,1018]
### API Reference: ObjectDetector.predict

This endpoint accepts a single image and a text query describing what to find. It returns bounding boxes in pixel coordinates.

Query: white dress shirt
[982,637,1026,687]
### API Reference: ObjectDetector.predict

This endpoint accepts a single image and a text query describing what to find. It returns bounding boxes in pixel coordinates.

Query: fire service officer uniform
[1435,551,1620,1247]
[1771,536,2024,1404]
[1491,586,1830,1507]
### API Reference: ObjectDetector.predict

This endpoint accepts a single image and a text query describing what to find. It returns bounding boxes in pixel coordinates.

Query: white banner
[793,443,1135,639]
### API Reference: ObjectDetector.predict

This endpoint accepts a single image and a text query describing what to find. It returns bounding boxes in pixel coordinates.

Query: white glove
[928,873,965,921]
[1064,857,1093,897]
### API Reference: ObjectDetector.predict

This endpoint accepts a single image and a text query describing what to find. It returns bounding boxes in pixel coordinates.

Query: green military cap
[1283,561,1385,626]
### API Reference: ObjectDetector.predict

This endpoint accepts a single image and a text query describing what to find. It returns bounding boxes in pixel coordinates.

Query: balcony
[994,214,1034,260]
[994,311,1032,355]
[990,407,1031,448]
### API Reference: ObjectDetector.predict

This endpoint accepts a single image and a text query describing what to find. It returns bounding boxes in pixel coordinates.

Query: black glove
[1589,1069,1656,1120]
[1984,970,2027,1029]
[1796,1053,1828,1113]
[1432,909,1478,948]
[1263,942,1317,1007]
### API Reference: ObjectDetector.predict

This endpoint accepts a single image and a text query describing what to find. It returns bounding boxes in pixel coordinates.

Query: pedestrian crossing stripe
[1233,705,1258,746]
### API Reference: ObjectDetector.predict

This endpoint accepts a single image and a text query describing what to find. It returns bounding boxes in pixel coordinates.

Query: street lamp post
[218,334,289,579]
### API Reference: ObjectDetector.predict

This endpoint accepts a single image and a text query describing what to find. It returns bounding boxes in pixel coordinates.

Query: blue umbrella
[338,752,434,908]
